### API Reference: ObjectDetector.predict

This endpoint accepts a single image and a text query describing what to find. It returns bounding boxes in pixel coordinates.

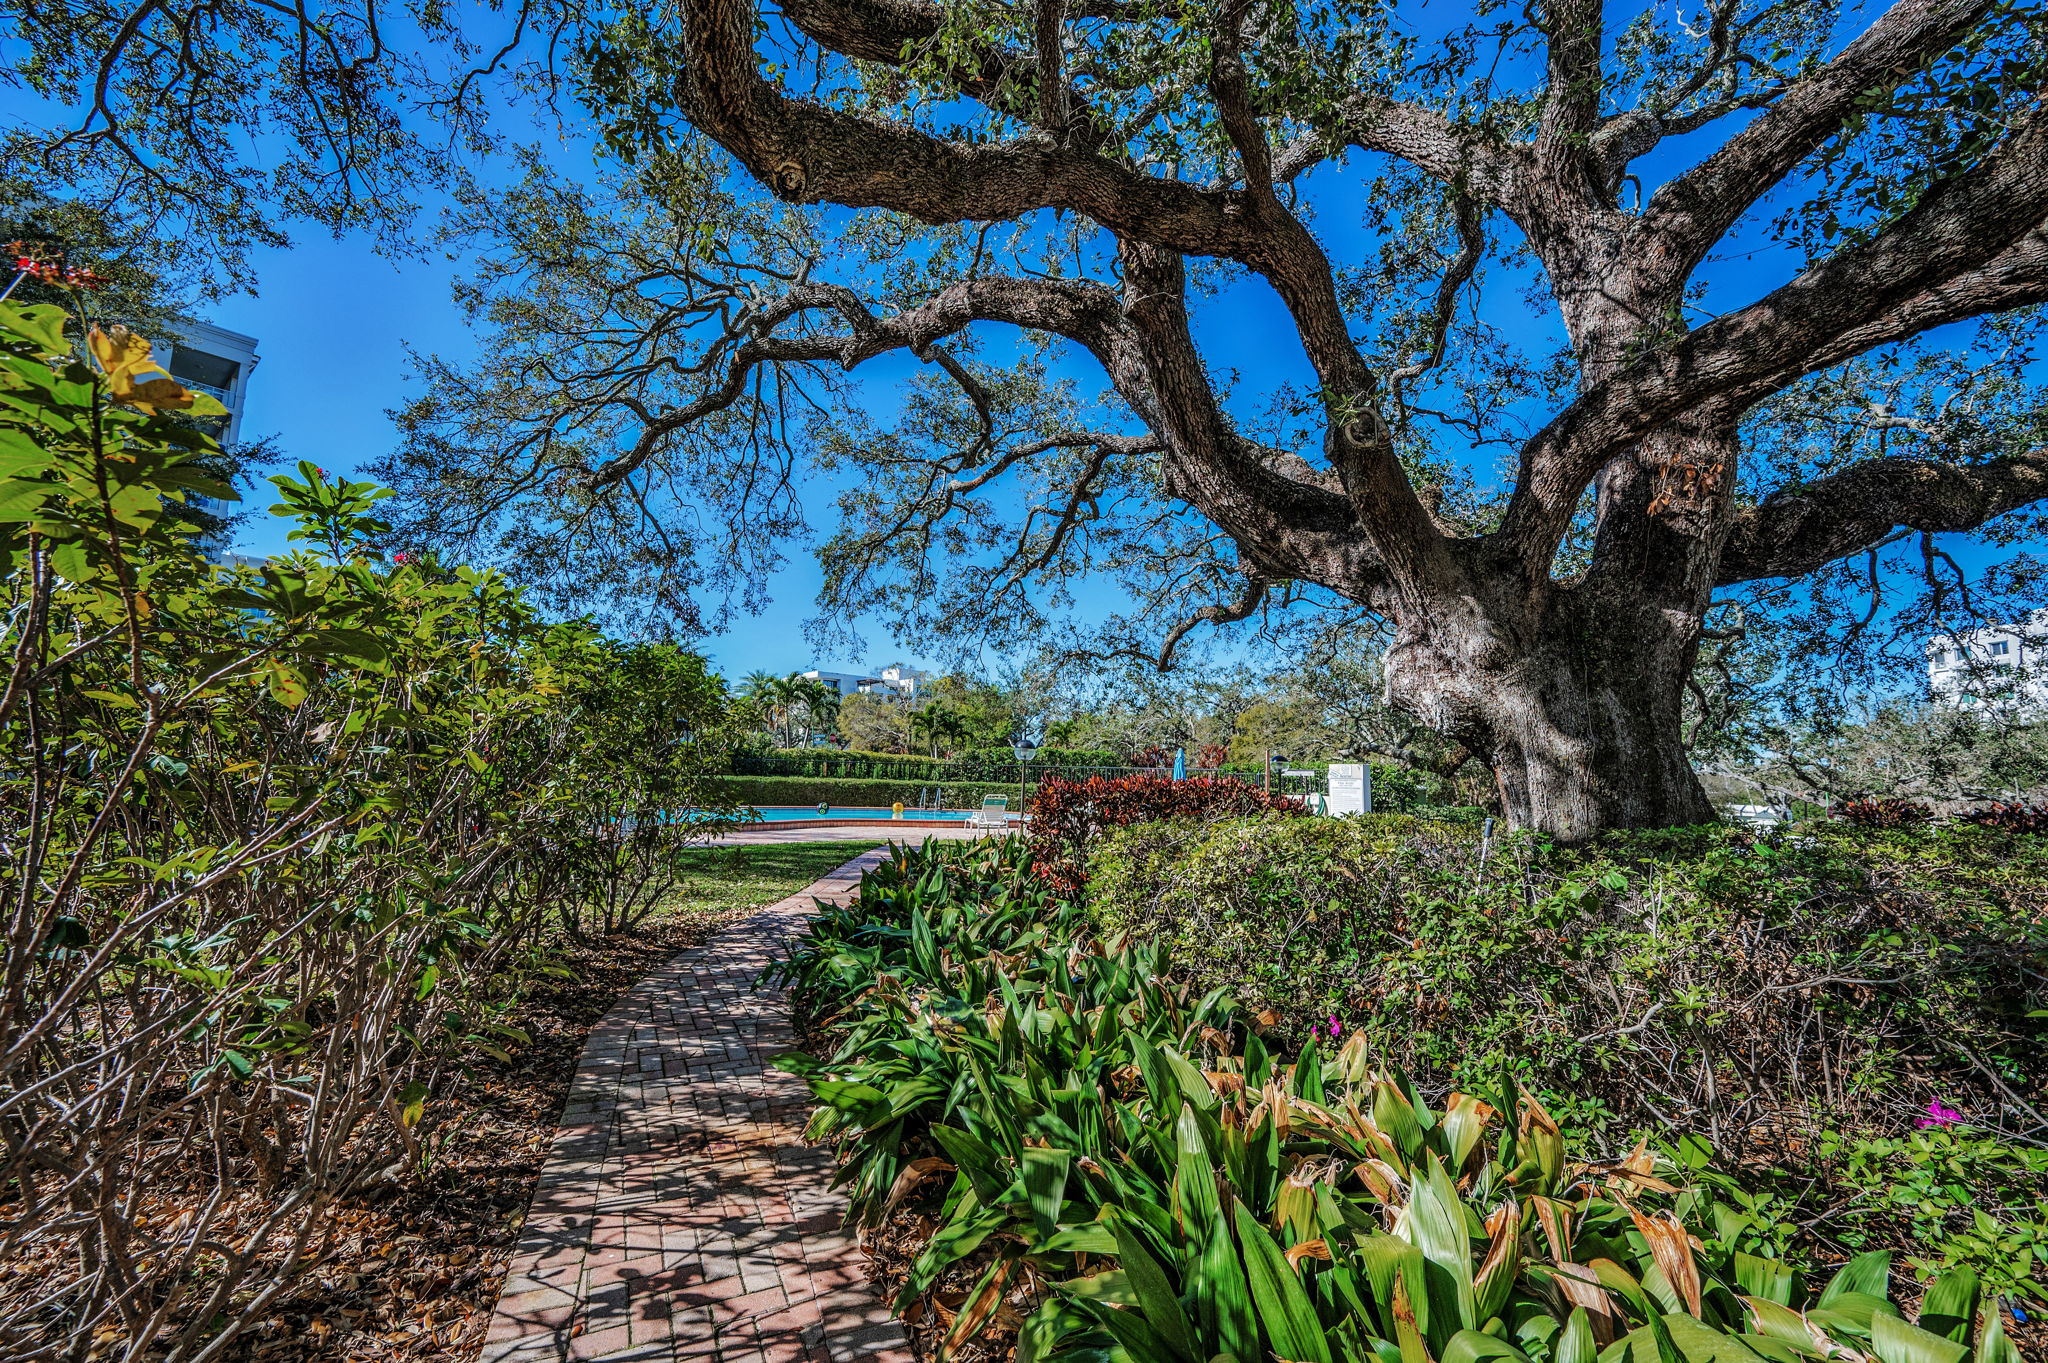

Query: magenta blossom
[1916,1100,1964,1129]
[1325,1015,1343,1040]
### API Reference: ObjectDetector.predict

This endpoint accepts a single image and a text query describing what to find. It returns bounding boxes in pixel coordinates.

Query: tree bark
[1381,416,1734,840]
[1384,578,1715,840]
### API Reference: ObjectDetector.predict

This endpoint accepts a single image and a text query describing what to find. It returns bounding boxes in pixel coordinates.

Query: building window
[1993,641,2011,656]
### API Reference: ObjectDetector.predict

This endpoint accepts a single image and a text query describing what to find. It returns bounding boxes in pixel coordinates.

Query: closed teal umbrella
[1172,747,1186,780]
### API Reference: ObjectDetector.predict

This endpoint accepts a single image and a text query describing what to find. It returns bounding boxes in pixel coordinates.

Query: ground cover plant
[771,837,2030,1363]
[0,299,749,1361]
[1087,815,2048,1308]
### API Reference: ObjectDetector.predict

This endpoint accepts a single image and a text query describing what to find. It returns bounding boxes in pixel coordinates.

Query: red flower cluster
[1026,772,1308,896]
[8,242,110,292]
[390,550,417,565]
[1829,795,1933,829]
[1956,801,2048,834]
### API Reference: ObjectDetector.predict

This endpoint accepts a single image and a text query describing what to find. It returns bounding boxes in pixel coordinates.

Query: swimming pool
[745,805,1002,823]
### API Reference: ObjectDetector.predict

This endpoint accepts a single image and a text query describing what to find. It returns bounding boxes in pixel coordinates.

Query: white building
[164,320,260,446]
[798,663,931,703]
[1927,609,2048,714]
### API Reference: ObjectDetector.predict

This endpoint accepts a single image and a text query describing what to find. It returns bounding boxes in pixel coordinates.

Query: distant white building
[1927,610,2048,714]
[164,321,260,445]
[798,663,931,703]
[158,321,259,553]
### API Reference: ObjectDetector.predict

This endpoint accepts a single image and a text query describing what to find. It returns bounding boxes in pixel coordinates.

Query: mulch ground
[216,908,751,1363]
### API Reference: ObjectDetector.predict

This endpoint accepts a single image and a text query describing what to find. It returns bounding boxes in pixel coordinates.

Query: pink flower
[1916,1101,1963,1129]
[1326,1015,1342,1040]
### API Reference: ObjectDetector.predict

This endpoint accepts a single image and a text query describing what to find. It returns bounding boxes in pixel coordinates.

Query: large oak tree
[414,0,2048,837]
[11,0,2047,836]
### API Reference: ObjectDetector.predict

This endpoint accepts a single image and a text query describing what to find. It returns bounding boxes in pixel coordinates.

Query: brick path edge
[479,847,912,1363]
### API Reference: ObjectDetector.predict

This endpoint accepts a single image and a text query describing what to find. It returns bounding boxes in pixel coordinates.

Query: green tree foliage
[15,0,2048,834]
[1705,698,2048,811]
[0,182,187,328]
[837,687,915,752]
[740,670,843,746]
[0,298,743,1358]
[366,0,2048,835]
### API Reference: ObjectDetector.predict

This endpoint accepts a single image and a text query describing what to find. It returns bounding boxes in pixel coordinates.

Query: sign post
[1326,763,1371,816]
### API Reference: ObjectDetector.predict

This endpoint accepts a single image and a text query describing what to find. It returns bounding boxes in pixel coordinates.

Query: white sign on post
[1326,762,1371,815]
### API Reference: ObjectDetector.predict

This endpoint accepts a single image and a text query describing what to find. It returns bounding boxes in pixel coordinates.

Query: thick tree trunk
[1383,582,1715,841]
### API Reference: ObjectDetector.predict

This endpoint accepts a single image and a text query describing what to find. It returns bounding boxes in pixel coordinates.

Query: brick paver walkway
[482,848,913,1363]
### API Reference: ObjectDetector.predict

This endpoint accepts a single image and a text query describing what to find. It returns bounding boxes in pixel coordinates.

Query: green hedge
[705,774,1024,810]
[1088,814,2046,1145]
[731,748,951,781]
[730,747,1124,781]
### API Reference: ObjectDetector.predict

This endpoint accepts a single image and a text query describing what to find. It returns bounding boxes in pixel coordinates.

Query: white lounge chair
[967,795,1011,830]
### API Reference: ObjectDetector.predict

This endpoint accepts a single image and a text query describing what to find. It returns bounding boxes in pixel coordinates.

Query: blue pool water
[746,805,988,822]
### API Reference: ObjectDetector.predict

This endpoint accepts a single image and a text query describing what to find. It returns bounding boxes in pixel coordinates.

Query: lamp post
[1268,752,1289,795]
[1013,738,1038,823]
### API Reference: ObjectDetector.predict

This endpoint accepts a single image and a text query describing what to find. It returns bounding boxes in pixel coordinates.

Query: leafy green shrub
[1669,1124,2048,1318]
[1087,816,2045,1147]
[1825,1128,2048,1306]
[773,838,2028,1363]
[0,300,744,1358]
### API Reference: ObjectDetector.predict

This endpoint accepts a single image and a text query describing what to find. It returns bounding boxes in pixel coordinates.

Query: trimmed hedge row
[704,773,1024,810]
[731,746,1125,781]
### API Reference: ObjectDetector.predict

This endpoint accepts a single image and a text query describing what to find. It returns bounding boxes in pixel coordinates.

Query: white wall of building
[798,664,931,703]
[164,320,261,446]
[1927,609,2048,714]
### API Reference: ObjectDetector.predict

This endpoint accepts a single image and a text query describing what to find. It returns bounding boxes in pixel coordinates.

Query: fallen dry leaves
[210,908,742,1363]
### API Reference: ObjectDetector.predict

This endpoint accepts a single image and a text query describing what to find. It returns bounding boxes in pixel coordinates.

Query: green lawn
[659,840,880,927]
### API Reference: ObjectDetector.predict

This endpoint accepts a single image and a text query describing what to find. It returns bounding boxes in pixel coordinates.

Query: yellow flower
[87,326,194,414]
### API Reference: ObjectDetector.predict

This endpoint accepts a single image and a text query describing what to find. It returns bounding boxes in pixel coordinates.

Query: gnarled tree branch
[1640,0,1996,277]
[1718,446,2048,585]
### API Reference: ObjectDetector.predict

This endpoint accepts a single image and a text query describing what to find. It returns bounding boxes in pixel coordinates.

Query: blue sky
[197,197,932,683]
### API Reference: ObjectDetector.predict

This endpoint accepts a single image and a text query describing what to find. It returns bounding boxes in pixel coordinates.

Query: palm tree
[790,676,839,744]
[759,675,806,748]
[907,706,939,758]
[737,670,780,744]
[909,704,968,759]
